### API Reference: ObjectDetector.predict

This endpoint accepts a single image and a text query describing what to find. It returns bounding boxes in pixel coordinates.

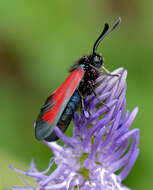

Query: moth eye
[92,55,103,68]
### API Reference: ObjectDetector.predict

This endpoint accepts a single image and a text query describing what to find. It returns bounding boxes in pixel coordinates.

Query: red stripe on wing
[42,69,84,125]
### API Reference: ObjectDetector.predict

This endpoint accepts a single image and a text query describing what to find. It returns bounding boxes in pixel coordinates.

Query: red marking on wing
[42,69,84,124]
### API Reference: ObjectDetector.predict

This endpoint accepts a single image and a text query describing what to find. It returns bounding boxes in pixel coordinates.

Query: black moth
[35,17,121,142]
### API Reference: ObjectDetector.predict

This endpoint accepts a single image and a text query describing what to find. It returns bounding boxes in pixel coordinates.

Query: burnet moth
[35,17,121,142]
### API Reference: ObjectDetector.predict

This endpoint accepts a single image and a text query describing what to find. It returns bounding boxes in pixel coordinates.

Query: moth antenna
[93,24,109,54]
[93,17,121,54]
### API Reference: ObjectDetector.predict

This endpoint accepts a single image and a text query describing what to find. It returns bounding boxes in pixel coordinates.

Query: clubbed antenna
[93,17,121,54]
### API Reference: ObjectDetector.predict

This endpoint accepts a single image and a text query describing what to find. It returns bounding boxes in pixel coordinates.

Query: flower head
[10,68,139,190]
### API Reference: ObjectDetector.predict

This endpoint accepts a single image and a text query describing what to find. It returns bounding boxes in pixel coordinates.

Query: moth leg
[78,90,85,111]
[78,90,91,117]
[102,66,119,77]
[88,81,110,110]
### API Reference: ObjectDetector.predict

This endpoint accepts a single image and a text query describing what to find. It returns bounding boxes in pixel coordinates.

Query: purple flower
[9,68,139,190]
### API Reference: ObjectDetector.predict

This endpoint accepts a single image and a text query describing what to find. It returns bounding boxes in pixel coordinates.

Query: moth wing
[35,68,85,140]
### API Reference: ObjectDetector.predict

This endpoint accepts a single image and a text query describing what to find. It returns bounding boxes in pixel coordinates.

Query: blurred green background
[0,0,152,189]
